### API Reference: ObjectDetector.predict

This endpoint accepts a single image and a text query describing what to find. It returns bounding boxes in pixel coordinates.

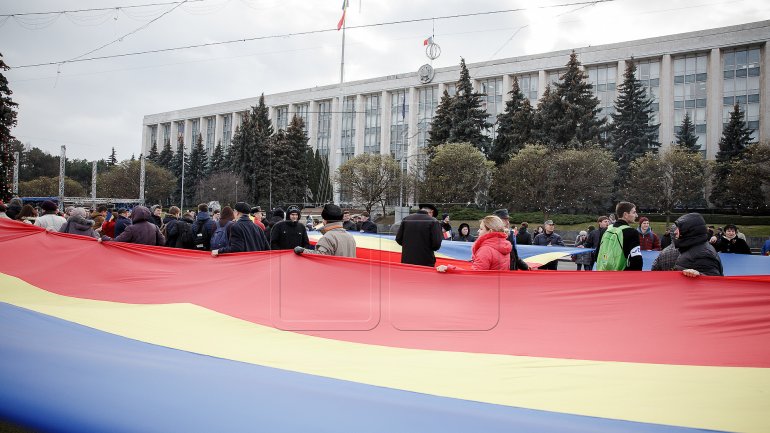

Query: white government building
[143,20,769,195]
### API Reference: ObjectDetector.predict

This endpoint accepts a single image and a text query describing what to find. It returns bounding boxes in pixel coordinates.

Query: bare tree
[336,154,402,214]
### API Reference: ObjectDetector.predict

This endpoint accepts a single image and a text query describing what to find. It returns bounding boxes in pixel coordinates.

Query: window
[222,114,232,150]
[635,59,660,125]
[390,89,409,170]
[480,77,503,140]
[149,125,157,149]
[275,106,288,131]
[294,104,309,131]
[162,123,171,147]
[445,83,457,97]
[517,73,539,106]
[206,117,215,155]
[723,47,760,142]
[316,100,332,156]
[341,97,356,163]
[417,86,438,149]
[586,64,617,122]
[548,69,565,86]
[364,94,381,154]
[191,118,200,147]
[177,121,185,143]
[673,53,708,150]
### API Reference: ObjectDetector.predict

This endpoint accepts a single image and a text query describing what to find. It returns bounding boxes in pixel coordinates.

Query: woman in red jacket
[437,215,512,272]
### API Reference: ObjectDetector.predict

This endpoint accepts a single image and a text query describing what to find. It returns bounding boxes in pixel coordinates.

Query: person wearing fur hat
[270,205,311,251]
[34,200,66,231]
[99,205,165,246]
[212,202,269,256]
[294,204,356,257]
[59,207,99,239]
[395,203,443,267]
[637,217,661,251]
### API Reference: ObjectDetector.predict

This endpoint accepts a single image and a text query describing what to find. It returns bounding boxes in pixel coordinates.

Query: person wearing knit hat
[294,203,356,257]
[212,202,269,256]
[270,205,310,251]
[34,200,66,231]
[637,216,661,251]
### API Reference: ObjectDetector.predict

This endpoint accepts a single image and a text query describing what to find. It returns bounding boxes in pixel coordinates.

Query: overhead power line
[11,0,616,69]
[0,0,208,17]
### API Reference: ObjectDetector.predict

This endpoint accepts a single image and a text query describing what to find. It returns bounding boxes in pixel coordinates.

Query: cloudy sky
[2,0,769,161]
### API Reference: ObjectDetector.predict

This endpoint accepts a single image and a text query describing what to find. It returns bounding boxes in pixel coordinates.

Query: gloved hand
[294,246,305,255]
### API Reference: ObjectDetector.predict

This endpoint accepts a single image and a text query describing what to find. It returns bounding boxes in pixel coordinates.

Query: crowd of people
[1,197,766,275]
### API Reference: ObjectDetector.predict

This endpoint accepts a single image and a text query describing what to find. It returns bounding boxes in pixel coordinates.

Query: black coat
[270,220,311,250]
[114,215,132,237]
[506,231,529,271]
[673,213,723,276]
[360,220,378,233]
[584,226,606,266]
[395,211,443,267]
[218,215,269,253]
[515,229,532,245]
[713,236,752,254]
[162,215,180,247]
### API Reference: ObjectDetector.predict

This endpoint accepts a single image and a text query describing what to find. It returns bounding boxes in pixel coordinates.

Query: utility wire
[0,0,208,17]
[12,0,616,69]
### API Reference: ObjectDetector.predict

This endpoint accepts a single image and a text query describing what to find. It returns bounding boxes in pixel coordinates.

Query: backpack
[595,225,629,271]
[160,222,168,238]
[193,219,210,250]
[210,220,230,251]
[175,221,197,250]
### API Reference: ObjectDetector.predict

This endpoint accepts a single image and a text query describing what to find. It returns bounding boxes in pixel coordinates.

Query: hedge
[642,213,770,226]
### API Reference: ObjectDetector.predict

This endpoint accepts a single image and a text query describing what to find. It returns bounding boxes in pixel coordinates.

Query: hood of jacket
[130,206,151,224]
[473,231,512,256]
[196,211,212,222]
[674,213,709,251]
[67,215,95,232]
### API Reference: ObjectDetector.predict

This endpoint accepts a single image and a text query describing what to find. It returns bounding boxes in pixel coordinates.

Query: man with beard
[270,205,311,250]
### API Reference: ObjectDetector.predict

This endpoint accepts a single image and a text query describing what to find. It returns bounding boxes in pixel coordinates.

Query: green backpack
[595,224,629,271]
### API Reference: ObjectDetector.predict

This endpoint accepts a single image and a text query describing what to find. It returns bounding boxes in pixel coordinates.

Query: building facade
[143,20,769,198]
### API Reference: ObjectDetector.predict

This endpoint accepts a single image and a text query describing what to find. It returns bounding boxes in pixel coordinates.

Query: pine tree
[171,136,188,206]
[610,60,660,176]
[427,89,454,151]
[675,112,699,153]
[490,76,533,164]
[209,140,226,174]
[107,147,118,166]
[710,103,754,207]
[158,138,174,170]
[146,140,160,163]
[532,85,562,148]
[230,94,274,206]
[450,58,492,155]
[546,51,606,149]
[282,116,310,204]
[186,133,208,201]
[0,52,19,202]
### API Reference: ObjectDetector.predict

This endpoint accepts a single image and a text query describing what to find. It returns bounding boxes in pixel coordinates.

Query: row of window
[152,47,762,156]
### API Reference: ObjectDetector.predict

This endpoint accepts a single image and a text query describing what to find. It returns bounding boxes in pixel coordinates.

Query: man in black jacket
[270,205,311,250]
[674,213,723,276]
[211,202,269,256]
[583,216,610,270]
[395,203,443,267]
[493,209,529,271]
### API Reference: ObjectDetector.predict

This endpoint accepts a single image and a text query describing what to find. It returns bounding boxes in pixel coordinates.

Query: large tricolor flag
[1,218,769,433]
[337,0,349,31]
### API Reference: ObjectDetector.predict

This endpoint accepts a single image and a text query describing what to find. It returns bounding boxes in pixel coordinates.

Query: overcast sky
[2,0,769,161]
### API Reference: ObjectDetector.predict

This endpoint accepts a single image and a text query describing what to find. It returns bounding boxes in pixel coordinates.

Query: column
[706,48,722,159]
[538,70,548,97]
[380,90,392,155]
[215,114,224,151]
[308,101,319,151]
[407,86,419,173]
[287,103,295,123]
[658,54,674,151]
[184,119,193,152]
[502,74,512,103]
[354,94,365,156]
[330,96,342,174]
[761,42,770,143]
[437,82,446,95]
[268,106,276,130]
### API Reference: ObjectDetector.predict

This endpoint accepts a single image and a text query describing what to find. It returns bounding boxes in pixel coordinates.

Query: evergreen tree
[107,147,118,166]
[146,140,160,163]
[610,60,660,176]
[450,58,492,155]
[537,51,605,149]
[186,133,208,202]
[230,94,273,206]
[209,140,226,174]
[710,103,754,207]
[427,89,454,151]
[675,111,699,153]
[0,52,19,202]
[531,85,562,148]
[171,136,188,206]
[158,138,174,170]
[305,148,332,205]
[490,76,533,164]
[280,116,310,204]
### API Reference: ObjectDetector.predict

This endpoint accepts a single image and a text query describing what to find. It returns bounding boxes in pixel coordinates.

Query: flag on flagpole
[337,0,349,31]
[423,36,433,46]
